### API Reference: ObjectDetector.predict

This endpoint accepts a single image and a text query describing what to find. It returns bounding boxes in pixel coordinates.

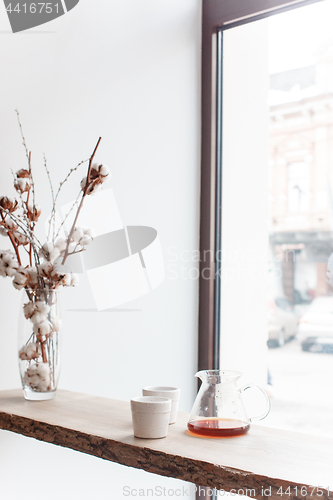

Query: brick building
[269,42,333,303]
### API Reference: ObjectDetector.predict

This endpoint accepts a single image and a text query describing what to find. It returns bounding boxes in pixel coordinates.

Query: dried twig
[43,154,55,206]
[54,191,81,241]
[62,137,102,264]
[47,158,89,242]
[0,208,42,249]
[15,111,36,224]
[43,154,55,240]
[15,110,30,165]
[54,159,88,204]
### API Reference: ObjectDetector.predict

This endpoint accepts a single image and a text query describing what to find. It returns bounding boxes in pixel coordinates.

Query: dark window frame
[198,0,325,371]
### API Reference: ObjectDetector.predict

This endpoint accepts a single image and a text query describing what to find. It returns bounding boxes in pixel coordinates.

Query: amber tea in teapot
[188,418,250,437]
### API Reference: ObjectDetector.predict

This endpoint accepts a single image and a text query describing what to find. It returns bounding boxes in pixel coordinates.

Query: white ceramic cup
[130,396,171,439]
[142,386,180,424]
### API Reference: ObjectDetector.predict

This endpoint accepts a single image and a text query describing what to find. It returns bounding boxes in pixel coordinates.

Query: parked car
[297,296,333,352]
[268,296,299,347]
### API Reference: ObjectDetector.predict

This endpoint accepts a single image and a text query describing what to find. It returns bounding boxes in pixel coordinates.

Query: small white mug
[130,396,171,439]
[142,386,180,424]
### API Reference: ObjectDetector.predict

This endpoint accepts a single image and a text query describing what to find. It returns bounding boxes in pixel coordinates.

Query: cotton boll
[51,264,72,288]
[36,363,50,378]
[30,311,48,325]
[23,301,36,319]
[90,184,102,196]
[1,263,14,277]
[37,380,49,392]
[15,232,30,246]
[5,218,18,231]
[19,342,41,361]
[99,164,110,177]
[23,366,39,387]
[101,176,110,185]
[81,164,110,195]
[7,266,18,278]
[0,262,6,277]
[23,363,50,392]
[70,273,79,287]
[91,163,110,180]
[26,266,38,285]
[60,273,71,287]
[13,279,25,290]
[49,247,61,263]
[42,242,54,253]
[14,266,27,279]
[27,203,41,222]
[14,177,31,193]
[2,250,18,266]
[33,320,52,336]
[73,228,84,243]
[38,261,53,277]
[39,242,54,261]
[16,169,31,178]
[55,239,67,252]
[0,196,19,213]
[35,301,50,315]
[0,250,19,277]
[51,263,66,278]
[79,235,92,246]
[85,228,95,239]
[13,269,28,289]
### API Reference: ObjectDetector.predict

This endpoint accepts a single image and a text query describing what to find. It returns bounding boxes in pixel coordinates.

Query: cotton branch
[61,137,102,265]
[0,212,21,266]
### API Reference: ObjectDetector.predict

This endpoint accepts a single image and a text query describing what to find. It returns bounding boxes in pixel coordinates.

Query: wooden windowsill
[0,389,331,500]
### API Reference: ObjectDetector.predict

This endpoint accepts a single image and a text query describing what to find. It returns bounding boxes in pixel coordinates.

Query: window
[199,0,325,371]
[199,0,333,439]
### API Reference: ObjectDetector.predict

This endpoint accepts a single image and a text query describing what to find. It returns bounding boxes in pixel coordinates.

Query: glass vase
[18,288,61,401]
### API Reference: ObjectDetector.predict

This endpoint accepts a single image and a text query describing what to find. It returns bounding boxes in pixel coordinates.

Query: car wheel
[301,341,314,352]
[277,329,285,347]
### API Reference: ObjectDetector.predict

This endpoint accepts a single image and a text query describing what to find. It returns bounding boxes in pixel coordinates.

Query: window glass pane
[221,0,333,438]
[221,18,269,385]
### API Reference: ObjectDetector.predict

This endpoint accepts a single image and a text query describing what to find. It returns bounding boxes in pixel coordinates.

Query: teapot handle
[239,383,271,422]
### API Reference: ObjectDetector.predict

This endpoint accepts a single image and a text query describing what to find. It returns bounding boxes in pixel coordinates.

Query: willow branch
[43,154,55,242]
[15,110,30,165]
[15,111,36,227]
[48,158,89,242]
[54,191,81,241]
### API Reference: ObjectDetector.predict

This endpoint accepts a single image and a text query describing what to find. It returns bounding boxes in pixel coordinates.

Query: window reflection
[266,0,333,437]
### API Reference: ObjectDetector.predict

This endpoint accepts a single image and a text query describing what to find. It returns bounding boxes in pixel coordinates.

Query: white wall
[0,1,201,498]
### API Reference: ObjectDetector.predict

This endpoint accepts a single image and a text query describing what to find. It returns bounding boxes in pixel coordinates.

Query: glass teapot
[187,370,271,437]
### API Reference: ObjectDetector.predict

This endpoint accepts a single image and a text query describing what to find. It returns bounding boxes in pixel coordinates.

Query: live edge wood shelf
[0,390,331,500]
